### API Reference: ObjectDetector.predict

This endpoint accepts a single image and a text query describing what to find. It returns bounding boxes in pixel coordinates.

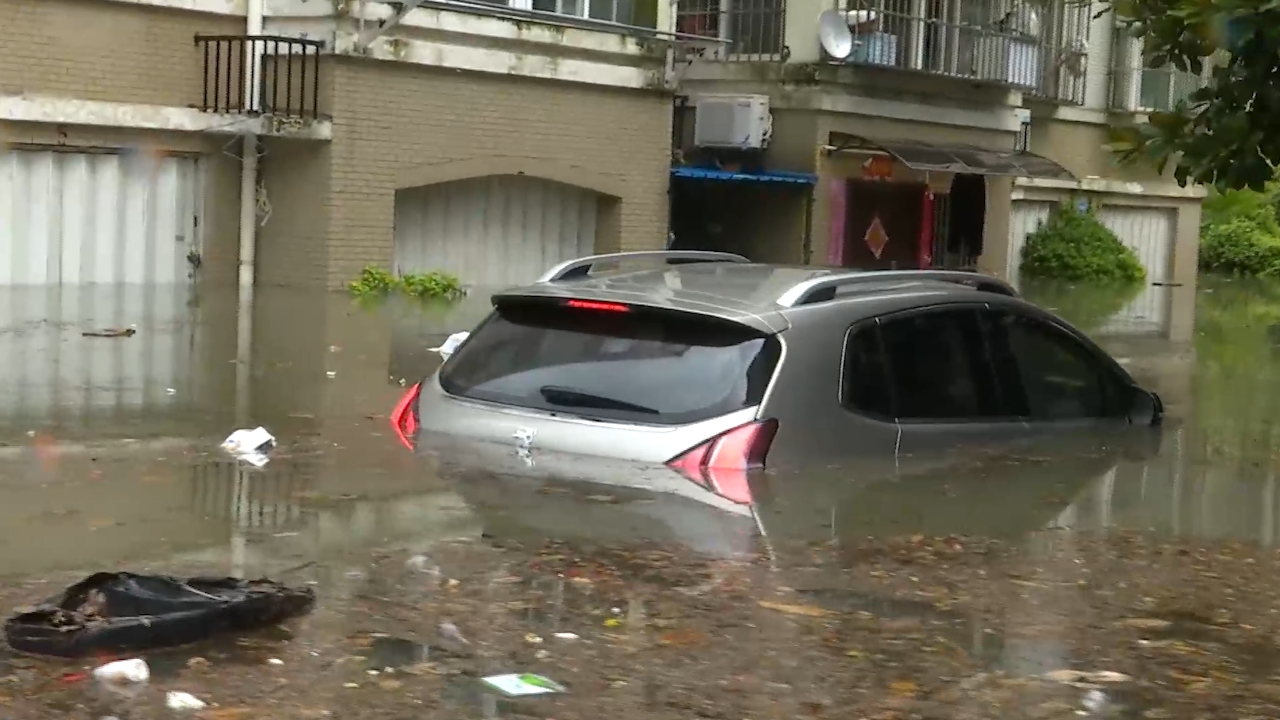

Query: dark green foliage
[1106,1,1279,191]
[1020,206,1147,284]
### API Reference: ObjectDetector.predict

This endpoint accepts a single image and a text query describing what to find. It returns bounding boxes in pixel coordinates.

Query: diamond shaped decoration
[864,215,889,259]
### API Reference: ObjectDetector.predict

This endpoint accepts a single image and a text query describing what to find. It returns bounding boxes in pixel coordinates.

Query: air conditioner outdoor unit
[692,95,772,150]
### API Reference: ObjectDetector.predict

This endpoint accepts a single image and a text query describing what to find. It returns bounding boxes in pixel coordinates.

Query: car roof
[493,262,1015,333]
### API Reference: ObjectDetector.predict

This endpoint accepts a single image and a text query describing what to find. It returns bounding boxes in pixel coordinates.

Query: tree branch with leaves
[1108,0,1280,191]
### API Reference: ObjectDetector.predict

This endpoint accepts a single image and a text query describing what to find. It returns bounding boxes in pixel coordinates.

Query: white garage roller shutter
[1097,205,1176,335]
[0,149,201,286]
[1007,200,1058,288]
[393,175,599,288]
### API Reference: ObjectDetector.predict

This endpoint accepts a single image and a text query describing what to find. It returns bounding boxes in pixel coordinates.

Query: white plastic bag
[430,331,470,361]
[165,691,207,710]
[92,658,150,683]
[220,426,275,467]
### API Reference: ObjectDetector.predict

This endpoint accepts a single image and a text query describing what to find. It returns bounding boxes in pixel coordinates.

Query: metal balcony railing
[834,0,1090,104]
[676,0,787,61]
[194,35,324,120]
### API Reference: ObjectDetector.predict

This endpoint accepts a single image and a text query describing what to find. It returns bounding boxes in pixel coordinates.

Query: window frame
[837,317,897,423]
[839,302,1017,426]
[983,306,1135,422]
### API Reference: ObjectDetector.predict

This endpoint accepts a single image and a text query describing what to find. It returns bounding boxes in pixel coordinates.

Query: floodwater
[0,275,1279,718]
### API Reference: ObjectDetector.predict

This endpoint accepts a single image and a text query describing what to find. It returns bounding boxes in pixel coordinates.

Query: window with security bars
[474,0,654,27]
[1137,63,1205,112]
[675,0,786,60]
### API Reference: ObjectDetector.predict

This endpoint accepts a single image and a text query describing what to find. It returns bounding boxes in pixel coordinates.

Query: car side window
[995,312,1122,420]
[877,308,1002,421]
[841,324,894,418]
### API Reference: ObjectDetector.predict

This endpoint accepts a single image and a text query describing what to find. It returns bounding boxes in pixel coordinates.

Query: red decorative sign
[865,215,889,259]
[861,156,894,180]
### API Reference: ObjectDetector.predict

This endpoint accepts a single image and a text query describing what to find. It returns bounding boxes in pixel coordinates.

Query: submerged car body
[392,251,1163,503]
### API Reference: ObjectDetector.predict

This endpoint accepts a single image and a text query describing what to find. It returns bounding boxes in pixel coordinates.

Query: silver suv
[393,251,1162,496]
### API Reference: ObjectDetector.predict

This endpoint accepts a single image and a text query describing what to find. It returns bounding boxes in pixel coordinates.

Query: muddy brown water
[1,277,1279,718]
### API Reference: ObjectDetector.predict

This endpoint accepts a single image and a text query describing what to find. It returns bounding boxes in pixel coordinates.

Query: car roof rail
[537,251,751,283]
[776,270,1018,307]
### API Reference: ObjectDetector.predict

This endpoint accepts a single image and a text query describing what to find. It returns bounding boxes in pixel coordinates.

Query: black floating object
[3,572,316,658]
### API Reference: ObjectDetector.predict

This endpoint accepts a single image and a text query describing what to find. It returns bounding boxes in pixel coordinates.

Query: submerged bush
[348,266,465,301]
[1020,206,1146,284]
[1199,217,1280,277]
[400,271,466,301]
[348,267,400,296]
[1199,179,1280,276]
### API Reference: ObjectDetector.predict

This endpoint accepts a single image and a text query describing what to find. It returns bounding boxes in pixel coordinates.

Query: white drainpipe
[235,0,265,424]
[239,0,265,292]
[232,0,266,580]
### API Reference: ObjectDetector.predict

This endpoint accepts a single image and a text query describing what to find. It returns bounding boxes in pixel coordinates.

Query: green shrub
[347,266,466,301]
[1199,217,1280,276]
[400,271,465,301]
[348,266,399,296]
[1020,206,1146,284]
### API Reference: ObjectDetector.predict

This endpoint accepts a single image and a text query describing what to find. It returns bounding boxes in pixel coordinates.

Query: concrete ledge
[104,0,245,14]
[332,32,663,90]
[1014,176,1207,200]
[0,96,332,140]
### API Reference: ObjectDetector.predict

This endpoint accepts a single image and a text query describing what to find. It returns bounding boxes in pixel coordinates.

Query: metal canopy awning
[670,166,818,185]
[827,132,1075,181]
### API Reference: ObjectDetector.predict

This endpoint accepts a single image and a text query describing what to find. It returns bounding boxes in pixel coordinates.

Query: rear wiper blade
[538,386,660,414]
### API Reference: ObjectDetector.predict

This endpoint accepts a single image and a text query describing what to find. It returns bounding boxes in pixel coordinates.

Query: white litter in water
[553,632,580,641]
[268,658,284,665]
[220,426,275,468]
[430,331,470,360]
[92,658,150,683]
[165,691,207,710]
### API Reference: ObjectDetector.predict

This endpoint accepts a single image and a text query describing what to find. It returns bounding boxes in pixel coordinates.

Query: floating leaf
[758,600,837,618]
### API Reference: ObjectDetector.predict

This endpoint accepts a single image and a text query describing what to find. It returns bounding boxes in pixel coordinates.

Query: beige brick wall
[0,0,241,105]
[306,58,673,290]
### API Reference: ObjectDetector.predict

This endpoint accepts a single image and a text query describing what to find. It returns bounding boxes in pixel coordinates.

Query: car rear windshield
[438,299,781,426]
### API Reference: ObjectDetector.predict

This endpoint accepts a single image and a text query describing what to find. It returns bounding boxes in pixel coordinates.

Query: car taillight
[666,419,777,505]
[564,299,630,313]
[390,382,422,450]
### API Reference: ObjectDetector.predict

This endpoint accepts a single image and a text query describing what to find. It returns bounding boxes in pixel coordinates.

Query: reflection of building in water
[0,438,229,575]
[190,457,315,533]
[189,455,479,551]
[1049,424,1280,547]
[0,285,233,437]
[387,290,502,385]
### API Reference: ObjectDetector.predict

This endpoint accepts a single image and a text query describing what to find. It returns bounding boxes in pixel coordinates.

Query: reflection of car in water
[387,250,1166,555]
[418,424,1163,561]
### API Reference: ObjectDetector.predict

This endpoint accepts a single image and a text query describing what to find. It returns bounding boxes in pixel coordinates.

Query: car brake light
[390,382,422,450]
[667,419,778,505]
[564,299,630,313]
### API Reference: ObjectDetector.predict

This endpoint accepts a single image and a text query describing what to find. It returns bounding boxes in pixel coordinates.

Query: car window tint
[841,324,893,418]
[878,309,1001,421]
[438,300,781,426]
[1000,314,1115,420]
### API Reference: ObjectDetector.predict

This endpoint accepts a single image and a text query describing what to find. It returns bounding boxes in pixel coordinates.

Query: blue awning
[670,166,817,185]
